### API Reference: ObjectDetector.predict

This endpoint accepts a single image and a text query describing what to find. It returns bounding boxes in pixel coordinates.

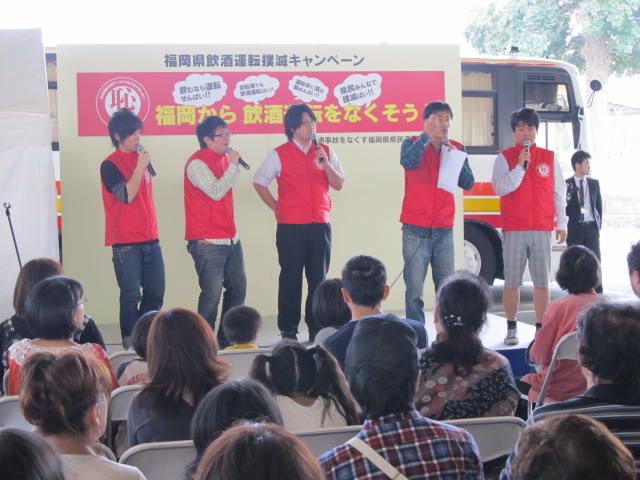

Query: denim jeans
[402,225,454,323]
[187,240,247,344]
[112,241,165,341]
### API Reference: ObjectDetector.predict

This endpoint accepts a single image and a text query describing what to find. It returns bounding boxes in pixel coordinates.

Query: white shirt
[61,454,146,480]
[572,175,595,222]
[276,395,349,431]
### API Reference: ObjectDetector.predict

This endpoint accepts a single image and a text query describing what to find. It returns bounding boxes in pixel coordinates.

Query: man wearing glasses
[184,115,247,347]
[254,104,346,341]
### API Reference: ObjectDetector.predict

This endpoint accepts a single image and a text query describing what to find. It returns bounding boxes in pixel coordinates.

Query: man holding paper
[400,101,474,324]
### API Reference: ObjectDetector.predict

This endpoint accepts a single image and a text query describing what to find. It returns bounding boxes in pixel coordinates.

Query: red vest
[184,149,237,240]
[275,141,332,224]
[400,139,461,228]
[101,150,158,246]
[500,144,555,231]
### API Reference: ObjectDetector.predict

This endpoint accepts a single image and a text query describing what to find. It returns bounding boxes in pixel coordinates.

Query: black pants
[276,223,331,336]
[567,221,602,293]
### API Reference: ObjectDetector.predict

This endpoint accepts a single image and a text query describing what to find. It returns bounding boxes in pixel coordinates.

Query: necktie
[579,179,585,207]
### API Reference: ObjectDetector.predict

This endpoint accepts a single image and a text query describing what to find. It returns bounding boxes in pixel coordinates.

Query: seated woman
[193,423,323,480]
[250,341,359,430]
[188,378,283,477]
[311,278,351,345]
[127,308,228,447]
[7,275,116,395]
[0,427,65,480]
[1,258,105,387]
[20,351,146,479]
[117,310,156,386]
[415,271,519,419]
[519,245,601,402]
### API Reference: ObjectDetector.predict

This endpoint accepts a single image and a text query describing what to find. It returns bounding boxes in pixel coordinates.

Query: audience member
[128,308,228,446]
[0,427,65,480]
[7,275,116,395]
[319,315,483,479]
[193,422,323,480]
[627,240,640,297]
[311,278,351,344]
[188,379,283,477]
[519,245,600,402]
[511,414,635,480]
[323,255,427,368]
[416,271,518,419]
[117,310,157,386]
[1,258,105,387]
[20,351,146,479]
[250,341,359,430]
[500,301,640,479]
[221,305,262,350]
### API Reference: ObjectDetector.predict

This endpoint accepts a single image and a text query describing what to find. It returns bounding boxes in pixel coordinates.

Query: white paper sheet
[437,147,466,194]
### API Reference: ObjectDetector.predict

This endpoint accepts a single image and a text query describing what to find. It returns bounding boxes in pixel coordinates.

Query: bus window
[536,120,575,177]
[462,69,496,148]
[524,82,570,112]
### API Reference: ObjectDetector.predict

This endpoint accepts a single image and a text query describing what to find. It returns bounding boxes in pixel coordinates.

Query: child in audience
[117,310,156,386]
[221,306,261,350]
[415,271,519,419]
[311,278,351,345]
[188,379,283,477]
[250,341,359,430]
[0,427,65,480]
[20,351,146,479]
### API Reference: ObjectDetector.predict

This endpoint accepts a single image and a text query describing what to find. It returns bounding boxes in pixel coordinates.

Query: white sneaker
[504,327,519,346]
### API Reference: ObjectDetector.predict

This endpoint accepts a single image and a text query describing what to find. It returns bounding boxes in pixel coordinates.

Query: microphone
[442,137,451,147]
[311,133,324,163]
[522,140,531,171]
[225,148,250,170]
[137,144,156,176]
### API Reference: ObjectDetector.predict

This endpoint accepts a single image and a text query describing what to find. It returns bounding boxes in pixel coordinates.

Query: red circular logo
[96,77,150,125]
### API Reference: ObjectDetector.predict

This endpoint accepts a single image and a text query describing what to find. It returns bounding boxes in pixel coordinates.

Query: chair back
[120,440,196,480]
[108,350,138,374]
[295,425,362,457]
[0,395,32,430]
[106,384,142,450]
[447,416,525,461]
[537,331,579,406]
[219,347,272,380]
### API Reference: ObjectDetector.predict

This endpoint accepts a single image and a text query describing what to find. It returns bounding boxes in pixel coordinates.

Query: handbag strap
[347,437,409,480]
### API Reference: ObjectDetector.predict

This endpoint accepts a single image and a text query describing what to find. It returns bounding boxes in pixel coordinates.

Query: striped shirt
[319,409,483,479]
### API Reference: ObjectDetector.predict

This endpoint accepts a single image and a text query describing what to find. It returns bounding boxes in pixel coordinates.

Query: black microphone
[442,137,451,148]
[311,133,324,162]
[523,140,531,171]
[226,148,250,170]
[137,144,156,176]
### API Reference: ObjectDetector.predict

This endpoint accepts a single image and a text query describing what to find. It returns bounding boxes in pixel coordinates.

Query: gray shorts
[502,230,552,288]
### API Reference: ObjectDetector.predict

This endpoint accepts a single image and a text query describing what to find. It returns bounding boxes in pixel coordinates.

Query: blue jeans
[112,241,165,341]
[187,240,247,342]
[402,225,454,323]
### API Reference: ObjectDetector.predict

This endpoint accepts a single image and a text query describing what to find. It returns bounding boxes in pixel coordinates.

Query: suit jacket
[565,176,602,230]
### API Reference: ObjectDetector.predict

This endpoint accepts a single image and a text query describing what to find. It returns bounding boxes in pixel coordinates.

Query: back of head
[108,108,142,148]
[20,351,112,436]
[423,101,453,119]
[249,341,317,396]
[346,315,417,418]
[577,302,640,387]
[428,271,489,372]
[570,150,591,171]
[555,245,601,294]
[627,241,640,275]
[193,422,323,480]
[222,305,262,345]
[12,258,63,317]
[311,278,351,329]
[196,115,227,149]
[341,255,386,308]
[284,104,316,141]
[24,275,83,340]
[131,310,157,359]
[512,414,635,480]
[144,308,228,414]
[0,427,65,480]
[510,107,539,131]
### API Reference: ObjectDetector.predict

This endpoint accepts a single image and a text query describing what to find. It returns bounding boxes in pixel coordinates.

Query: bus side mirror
[589,79,602,92]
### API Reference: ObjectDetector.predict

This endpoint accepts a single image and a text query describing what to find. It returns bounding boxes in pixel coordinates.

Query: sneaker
[504,327,519,346]
[281,331,298,341]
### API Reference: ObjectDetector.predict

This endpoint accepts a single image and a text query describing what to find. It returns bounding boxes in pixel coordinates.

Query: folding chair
[108,350,138,374]
[295,425,362,457]
[219,347,272,380]
[119,440,196,480]
[447,416,525,461]
[0,395,32,430]
[106,384,142,450]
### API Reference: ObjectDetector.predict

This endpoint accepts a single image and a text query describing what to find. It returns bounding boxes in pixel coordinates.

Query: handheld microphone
[225,148,250,170]
[137,144,156,176]
[522,140,531,171]
[311,133,324,163]
[442,137,451,147]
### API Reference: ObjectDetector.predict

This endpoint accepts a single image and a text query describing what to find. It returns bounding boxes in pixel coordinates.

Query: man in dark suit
[566,150,603,292]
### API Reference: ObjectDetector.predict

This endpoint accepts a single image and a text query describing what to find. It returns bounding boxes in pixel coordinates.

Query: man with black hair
[492,107,567,345]
[322,255,427,368]
[627,241,640,297]
[100,108,164,348]
[319,315,483,479]
[400,101,474,324]
[566,150,602,293]
[253,104,345,341]
[184,115,247,346]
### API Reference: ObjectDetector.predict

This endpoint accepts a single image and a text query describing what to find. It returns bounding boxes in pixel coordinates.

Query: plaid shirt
[319,410,483,479]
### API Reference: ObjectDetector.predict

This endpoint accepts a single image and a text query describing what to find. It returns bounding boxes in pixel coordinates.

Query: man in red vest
[400,101,474,324]
[253,104,345,341]
[492,108,567,345]
[184,116,247,347]
[100,108,165,348]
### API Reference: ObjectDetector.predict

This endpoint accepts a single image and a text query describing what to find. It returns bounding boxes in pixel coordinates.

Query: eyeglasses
[300,121,316,126]
[76,297,88,307]
[214,132,233,138]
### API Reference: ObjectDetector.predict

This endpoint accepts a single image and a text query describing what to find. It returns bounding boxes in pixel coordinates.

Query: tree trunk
[581,36,610,161]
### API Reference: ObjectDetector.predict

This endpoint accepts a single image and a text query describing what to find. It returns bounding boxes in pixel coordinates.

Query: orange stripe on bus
[464,182,496,196]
